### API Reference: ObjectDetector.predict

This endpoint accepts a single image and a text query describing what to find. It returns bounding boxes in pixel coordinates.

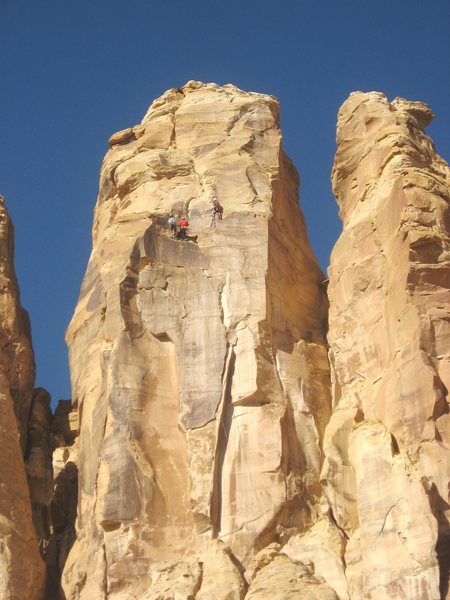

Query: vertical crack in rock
[63,81,330,598]
[324,91,450,599]
[211,343,236,539]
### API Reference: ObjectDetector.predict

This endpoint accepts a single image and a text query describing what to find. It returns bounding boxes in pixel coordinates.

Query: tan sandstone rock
[196,539,246,600]
[63,81,330,598]
[25,388,54,552]
[44,400,79,599]
[0,197,45,599]
[282,518,348,599]
[245,554,338,600]
[324,92,450,599]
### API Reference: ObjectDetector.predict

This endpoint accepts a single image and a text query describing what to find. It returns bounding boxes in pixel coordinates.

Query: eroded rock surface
[45,400,79,599]
[63,81,330,598]
[25,388,54,550]
[59,85,450,599]
[0,197,45,599]
[324,92,450,599]
[245,554,338,600]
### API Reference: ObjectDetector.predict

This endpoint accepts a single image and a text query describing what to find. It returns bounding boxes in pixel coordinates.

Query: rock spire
[0,196,45,599]
[1,84,446,599]
[62,81,331,598]
[324,92,450,599]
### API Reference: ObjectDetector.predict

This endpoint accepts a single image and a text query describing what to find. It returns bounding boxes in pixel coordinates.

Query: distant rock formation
[0,196,45,599]
[62,81,331,598]
[324,92,450,599]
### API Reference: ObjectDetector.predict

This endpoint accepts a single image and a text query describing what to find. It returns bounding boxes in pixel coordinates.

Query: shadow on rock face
[44,461,78,600]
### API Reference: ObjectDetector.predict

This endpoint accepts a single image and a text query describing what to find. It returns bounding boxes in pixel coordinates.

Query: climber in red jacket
[178,216,189,240]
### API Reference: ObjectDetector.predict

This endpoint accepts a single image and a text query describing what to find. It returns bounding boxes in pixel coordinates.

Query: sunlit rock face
[324,92,450,599]
[63,81,330,598]
[0,197,45,599]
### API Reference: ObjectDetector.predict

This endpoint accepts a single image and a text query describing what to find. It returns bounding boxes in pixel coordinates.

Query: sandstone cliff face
[63,82,331,598]
[25,388,54,556]
[45,400,79,599]
[0,197,45,599]
[61,84,450,600]
[324,92,450,599]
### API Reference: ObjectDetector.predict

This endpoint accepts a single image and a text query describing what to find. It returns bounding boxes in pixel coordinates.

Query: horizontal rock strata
[63,81,330,598]
[324,92,450,599]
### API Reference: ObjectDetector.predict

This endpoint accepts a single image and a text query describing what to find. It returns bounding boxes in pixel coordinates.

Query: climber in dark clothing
[212,196,223,220]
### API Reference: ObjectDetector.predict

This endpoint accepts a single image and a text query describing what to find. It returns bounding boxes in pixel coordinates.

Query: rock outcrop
[45,400,79,599]
[4,84,443,599]
[63,82,330,598]
[25,388,54,556]
[324,92,450,599]
[0,196,45,599]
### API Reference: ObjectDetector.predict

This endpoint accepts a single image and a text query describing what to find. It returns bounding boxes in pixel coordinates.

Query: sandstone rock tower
[0,197,45,599]
[63,82,331,598]
[324,93,450,599]
[60,84,450,599]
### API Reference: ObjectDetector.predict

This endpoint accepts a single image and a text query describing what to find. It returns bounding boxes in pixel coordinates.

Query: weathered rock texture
[44,400,79,599]
[63,81,330,598]
[25,388,54,555]
[0,196,45,599]
[324,92,450,599]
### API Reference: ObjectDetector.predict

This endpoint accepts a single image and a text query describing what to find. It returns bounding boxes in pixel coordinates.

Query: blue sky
[1,0,449,404]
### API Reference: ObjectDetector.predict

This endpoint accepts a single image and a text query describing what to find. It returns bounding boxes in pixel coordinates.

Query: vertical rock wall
[63,82,330,599]
[25,388,54,557]
[0,197,45,599]
[44,399,79,599]
[61,84,450,599]
[324,92,450,599]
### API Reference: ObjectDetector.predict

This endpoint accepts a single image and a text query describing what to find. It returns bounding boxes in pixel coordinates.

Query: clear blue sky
[1,0,449,405]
